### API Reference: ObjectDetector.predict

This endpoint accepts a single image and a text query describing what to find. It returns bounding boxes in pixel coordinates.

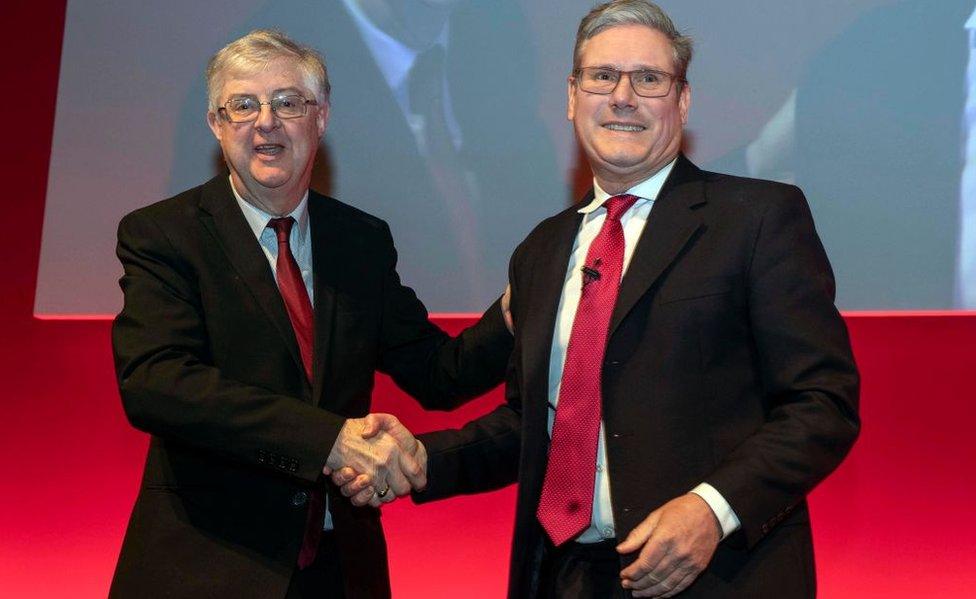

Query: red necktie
[268,217,323,569]
[536,194,638,546]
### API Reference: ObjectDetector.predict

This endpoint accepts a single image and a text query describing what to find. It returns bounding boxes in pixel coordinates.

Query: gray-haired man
[110,29,511,598]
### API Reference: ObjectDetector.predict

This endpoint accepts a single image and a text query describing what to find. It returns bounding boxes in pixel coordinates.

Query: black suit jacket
[418,156,860,598]
[110,175,511,598]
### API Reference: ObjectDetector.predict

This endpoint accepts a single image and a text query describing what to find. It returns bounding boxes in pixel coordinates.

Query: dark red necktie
[537,194,638,546]
[268,217,323,569]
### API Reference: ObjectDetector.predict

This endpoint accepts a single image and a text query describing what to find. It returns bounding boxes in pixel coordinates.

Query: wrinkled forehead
[217,58,315,99]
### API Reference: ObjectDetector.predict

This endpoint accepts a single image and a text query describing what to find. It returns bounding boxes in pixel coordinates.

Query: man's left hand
[616,493,721,597]
[501,284,513,334]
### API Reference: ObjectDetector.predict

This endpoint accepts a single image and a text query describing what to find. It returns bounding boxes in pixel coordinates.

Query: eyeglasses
[217,95,318,123]
[573,67,684,98]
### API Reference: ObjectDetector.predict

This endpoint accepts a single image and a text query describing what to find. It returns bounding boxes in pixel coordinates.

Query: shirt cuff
[690,482,741,540]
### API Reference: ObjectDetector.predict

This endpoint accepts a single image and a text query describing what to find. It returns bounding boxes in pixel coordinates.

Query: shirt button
[291,491,309,507]
[596,464,604,473]
[603,527,615,538]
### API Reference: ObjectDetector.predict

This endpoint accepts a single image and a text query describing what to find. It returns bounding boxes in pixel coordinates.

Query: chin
[250,169,292,189]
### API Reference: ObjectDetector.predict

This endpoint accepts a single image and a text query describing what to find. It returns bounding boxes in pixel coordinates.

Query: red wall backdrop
[3,1,975,596]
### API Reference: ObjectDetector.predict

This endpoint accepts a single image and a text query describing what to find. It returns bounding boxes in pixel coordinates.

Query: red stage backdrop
[2,1,974,597]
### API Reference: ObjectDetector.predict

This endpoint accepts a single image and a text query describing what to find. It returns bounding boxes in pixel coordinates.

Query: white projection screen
[36,0,972,315]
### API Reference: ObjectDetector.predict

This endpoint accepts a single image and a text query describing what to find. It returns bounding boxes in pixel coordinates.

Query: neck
[595,170,656,196]
[594,154,678,196]
[230,174,305,217]
[353,0,452,51]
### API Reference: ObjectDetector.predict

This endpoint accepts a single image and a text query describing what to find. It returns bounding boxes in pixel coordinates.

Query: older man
[110,30,510,598]
[340,1,860,597]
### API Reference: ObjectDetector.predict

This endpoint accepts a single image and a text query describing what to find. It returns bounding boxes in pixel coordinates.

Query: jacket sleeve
[704,186,861,548]
[375,221,514,410]
[112,209,343,485]
[412,241,528,501]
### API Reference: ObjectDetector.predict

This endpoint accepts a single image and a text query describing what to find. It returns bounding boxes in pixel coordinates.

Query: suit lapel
[610,156,706,335]
[308,195,339,408]
[197,176,310,395]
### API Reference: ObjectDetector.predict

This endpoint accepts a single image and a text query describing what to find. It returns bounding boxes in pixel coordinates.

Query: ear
[207,110,223,142]
[678,82,691,126]
[567,75,577,121]
[316,101,330,138]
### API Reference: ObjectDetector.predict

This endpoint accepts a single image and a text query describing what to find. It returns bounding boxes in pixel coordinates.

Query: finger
[617,510,660,554]
[501,284,514,334]
[399,450,426,490]
[350,486,375,507]
[620,534,670,581]
[339,474,372,497]
[639,563,694,598]
[628,547,681,590]
[386,464,412,497]
[330,467,360,486]
[630,560,680,593]
[659,569,699,598]
[360,414,384,438]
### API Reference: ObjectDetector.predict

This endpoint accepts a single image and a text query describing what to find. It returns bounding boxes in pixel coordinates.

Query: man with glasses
[338,1,860,596]
[110,29,511,598]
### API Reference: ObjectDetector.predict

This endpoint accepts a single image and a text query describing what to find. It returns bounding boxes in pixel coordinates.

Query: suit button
[291,491,309,507]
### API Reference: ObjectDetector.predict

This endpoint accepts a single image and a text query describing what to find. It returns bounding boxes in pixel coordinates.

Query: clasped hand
[324,413,426,507]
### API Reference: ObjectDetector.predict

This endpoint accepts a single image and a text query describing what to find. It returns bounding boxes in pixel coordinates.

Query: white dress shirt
[230,179,332,530]
[547,159,740,542]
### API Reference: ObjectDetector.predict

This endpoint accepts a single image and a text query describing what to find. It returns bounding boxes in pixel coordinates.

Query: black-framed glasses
[573,67,684,98]
[218,94,318,123]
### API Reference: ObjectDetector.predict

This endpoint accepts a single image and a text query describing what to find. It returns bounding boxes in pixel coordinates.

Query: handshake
[323,413,426,508]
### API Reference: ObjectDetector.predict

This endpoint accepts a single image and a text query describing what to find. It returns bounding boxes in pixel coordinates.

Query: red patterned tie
[268,217,323,569]
[537,194,638,546]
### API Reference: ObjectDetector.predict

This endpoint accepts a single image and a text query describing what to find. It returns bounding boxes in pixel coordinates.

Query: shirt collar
[579,157,678,214]
[229,176,310,245]
[341,0,450,93]
[967,6,976,30]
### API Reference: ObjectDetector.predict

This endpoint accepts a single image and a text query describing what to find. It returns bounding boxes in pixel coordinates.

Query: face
[568,24,690,191]
[207,58,328,211]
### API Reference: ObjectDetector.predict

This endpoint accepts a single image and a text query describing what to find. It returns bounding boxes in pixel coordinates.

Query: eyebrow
[583,63,664,71]
[226,87,306,99]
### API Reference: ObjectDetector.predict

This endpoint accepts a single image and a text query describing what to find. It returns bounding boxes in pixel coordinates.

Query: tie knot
[603,194,638,222]
[268,217,295,244]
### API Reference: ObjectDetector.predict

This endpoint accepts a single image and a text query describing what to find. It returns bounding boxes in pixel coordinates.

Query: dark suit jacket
[110,175,512,598]
[417,156,860,598]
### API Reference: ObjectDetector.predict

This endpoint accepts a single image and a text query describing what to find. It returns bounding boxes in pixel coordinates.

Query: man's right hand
[324,414,425,507]
[325,414,426,507]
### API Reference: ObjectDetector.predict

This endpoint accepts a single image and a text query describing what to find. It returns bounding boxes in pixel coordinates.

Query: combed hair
[206,29,330,111]
[573,0,693,80]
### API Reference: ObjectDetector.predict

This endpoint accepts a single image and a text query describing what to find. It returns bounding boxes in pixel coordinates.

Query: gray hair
[573,0,693,81]
[206,29,330,111]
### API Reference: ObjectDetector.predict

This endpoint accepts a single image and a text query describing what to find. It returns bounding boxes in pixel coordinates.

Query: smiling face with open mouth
[568,24,690,194]
[207,58,328,214]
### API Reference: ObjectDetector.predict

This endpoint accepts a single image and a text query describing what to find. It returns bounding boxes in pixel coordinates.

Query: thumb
[617,509,660,554]
[360,413,392,438]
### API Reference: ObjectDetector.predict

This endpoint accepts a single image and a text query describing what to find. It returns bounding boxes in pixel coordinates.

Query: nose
[609,72,638,110]
[254,102,280,132]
